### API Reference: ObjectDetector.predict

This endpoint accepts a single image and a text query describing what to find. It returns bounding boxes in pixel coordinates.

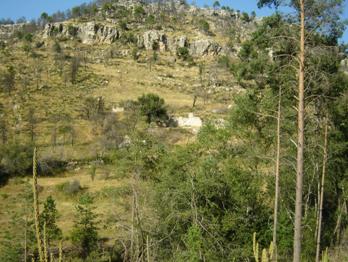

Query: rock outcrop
[42,23,222,56]
[43,22,119,44]
[189,39,222,56]
[341,58,348,74]
[0,23,25,40]
[168,35,189,51]
[140,30,167,51]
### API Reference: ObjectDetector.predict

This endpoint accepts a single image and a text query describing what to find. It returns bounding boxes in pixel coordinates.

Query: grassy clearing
[0,165,134,245]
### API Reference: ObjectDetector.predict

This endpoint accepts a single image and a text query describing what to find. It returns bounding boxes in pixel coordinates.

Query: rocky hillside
[1,0,257,57]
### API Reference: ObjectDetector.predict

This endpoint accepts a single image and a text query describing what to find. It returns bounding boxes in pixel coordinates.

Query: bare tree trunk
[24,213,28,262]
[192,95,198,108]
[58,241,63,262]
[315,118,328,262]
[146,235,150,262]
[33,148,44,262]
[273,86,282,261]
[315,162,320,240]
[293,0,305,261]
[130,187,135,261]
[43,223,48,262]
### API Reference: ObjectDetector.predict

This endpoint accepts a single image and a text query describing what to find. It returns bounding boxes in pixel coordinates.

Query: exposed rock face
[177,36,188,48]
[189,39,222,56]
[141,30,167,51]
[42,23,222,57]
[341,58,348,74]
[0,24,25,40]
[167,36,221,56]
[168,35,188,51]
[43,22,119,44]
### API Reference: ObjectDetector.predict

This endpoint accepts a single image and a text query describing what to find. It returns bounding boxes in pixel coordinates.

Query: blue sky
[0,0,347,42]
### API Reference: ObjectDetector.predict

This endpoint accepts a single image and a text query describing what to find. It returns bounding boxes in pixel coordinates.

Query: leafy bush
[0,41,5,50]
[38,158,68,176]
[241,12,251,23]
[119,19,128,31]
[137,93,169,124]
[56,180,82,195]
[131,47,140,61]
[198,19,210,33]
[120,32,137,45]
[145,15,156,28]
[134,5,146,21]
[67,25,78,37]
[177,47,190,61]
[35,41,45,48]
[94,186,132,199]
[0,143,33,176]
[217,55,231,68]
[154,135,272,260]
[24,33,33,42]
[0,167,10,186]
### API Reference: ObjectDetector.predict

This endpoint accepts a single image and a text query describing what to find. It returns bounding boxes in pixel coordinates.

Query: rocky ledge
[43,22,119,44]
[43,22,222,57]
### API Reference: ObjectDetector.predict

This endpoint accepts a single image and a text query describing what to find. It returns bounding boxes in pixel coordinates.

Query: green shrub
[94,186,132,199]
[35,41,45,48]
[38,158,68,176]
[134,5,146,21]
[177,47,190,60]
[145,15,156,28]
[0,143,34,177]
[218,55,231,68]
[120,32,137,45]
[198,19,210,33]
[24,33,33,42]
[137,93,169,124]
[56,180,81,195]
[67,25,78,37]
[241,12,251,22]
[0,41,5,50]
[71,194,99,259]
[132,47,140,61]
[119,19,128,30]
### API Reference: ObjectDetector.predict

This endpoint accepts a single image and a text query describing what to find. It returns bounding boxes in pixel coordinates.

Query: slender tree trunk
[293,0,305,261]
[192,95,198,108]
[43,223,48,262]
[315,118,329,262]
[33,148,44,262]
[58,240,63,262]
[24,213,28,262]
[130,193,135,261]
[273,86,282,261]
[146,235,151,262]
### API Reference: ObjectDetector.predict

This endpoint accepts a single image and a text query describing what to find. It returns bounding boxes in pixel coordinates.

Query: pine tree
[40,196,62,247]
[71,194,99,259]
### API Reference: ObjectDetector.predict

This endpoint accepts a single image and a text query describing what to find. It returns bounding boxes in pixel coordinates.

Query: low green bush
[56,180,82,195]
